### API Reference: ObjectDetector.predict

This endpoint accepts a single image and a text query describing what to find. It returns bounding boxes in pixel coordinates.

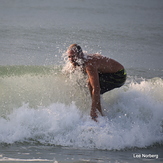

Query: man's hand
[90,109,98,122]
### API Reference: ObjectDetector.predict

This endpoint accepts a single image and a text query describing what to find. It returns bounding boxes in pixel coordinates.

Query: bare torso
[85,54,124,73]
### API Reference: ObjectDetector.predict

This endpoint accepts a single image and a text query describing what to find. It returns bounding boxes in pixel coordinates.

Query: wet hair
[68,44,83,55]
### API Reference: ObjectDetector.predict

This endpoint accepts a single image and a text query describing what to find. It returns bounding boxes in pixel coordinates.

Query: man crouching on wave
[66,44,127,121]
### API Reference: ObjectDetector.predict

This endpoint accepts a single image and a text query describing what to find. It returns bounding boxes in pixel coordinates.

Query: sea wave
[0,68,163,150]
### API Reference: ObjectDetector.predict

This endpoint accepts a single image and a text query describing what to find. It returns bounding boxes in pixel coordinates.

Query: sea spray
[0,66,163,150]
[0,65,90,116]
[0,79,162,149]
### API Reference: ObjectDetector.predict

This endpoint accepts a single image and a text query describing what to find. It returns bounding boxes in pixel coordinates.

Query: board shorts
[99,69,127,94]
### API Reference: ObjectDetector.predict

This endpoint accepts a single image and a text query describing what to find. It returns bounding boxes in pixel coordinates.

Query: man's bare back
[85,54,124,74]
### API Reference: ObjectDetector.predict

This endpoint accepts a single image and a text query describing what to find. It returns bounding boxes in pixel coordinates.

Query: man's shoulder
[85,60,97,72]
[85,53,106,68]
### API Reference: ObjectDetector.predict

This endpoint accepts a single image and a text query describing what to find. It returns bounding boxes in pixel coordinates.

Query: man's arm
[85,64,103,121]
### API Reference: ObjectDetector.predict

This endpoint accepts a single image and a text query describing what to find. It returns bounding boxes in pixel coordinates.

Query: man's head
[67,44,82,54]
[67,44,84,66]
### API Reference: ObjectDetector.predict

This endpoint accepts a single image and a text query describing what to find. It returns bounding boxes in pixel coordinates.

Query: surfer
[66,44,127,121]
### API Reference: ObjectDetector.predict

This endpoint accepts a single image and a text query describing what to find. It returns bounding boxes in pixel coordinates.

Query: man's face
[67,50,78,66]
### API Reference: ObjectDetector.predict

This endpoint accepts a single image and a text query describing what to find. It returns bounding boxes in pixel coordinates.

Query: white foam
[0,157,51,162]
[0,78,163,150]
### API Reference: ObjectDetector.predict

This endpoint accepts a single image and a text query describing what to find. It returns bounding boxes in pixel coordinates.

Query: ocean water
[0,0,163,163]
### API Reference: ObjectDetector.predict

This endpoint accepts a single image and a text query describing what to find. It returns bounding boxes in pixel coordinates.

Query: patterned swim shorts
[99,69,127,94]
